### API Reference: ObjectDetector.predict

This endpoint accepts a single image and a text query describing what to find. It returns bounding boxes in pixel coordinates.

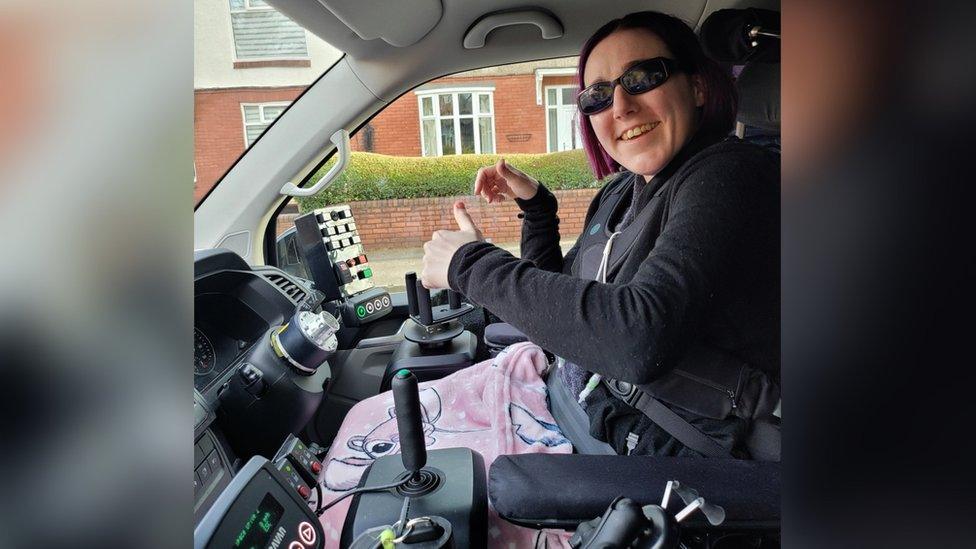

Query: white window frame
[544,85,582,153]
[228,0,310,63]
[241,102,290,147]
[415,87,496,156]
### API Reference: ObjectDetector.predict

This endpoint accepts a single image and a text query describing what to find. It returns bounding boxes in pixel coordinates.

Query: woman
[421,11,779,458]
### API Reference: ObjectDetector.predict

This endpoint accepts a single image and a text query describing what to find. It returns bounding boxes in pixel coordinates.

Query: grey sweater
[448,137,779,386]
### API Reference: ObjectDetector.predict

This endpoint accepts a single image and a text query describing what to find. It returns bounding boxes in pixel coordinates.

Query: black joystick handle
[447,289,461,310]
[415,280,434,325]
[405,272,420,317]
[391,369,427,475]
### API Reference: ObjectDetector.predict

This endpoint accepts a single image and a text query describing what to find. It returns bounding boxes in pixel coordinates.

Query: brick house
[194,0,583,204]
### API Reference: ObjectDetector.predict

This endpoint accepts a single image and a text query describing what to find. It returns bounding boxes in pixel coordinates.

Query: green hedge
[296,150,602,212]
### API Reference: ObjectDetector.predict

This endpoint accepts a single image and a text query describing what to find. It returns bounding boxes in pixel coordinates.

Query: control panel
[341,286,393,326]
[194,457,323,549]
[194,431,229,510]
[294,206,374,302]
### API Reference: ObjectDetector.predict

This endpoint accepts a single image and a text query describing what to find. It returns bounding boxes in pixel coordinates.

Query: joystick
[391,369,427,477]
[390,369,440,497]
[401,271,474,350]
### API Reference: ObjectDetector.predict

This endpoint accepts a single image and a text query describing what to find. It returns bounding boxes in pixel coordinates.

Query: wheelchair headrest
[701,8,780,63]
[736,61,780,132]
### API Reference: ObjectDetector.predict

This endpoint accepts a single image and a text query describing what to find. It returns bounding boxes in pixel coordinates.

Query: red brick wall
[194,86,305,202]
[276,188,599,248]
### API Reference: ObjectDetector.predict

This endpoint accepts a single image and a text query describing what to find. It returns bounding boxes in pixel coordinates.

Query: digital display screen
[234,493,284,549]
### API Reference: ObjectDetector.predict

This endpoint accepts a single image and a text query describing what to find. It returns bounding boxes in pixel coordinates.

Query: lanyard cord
[595,231,622,284]
[579,231,622,403]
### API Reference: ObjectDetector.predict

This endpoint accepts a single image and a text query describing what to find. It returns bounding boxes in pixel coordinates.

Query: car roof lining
[269,0,780,103]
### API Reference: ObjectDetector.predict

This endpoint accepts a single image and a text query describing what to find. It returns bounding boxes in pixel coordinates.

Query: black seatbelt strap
[607,381,732,458]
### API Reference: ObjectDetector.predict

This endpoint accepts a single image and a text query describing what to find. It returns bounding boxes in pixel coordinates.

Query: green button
[396,369,411,379]
[362,267,373,278]
[356,305,366,318]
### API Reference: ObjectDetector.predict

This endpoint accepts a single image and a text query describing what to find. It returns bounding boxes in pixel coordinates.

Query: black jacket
[448,137,780,387]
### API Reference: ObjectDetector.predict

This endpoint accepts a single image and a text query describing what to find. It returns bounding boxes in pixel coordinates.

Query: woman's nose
[612,84,638,119]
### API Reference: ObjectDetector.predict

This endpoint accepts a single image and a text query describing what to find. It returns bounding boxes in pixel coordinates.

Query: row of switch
[315,208,351,223]
[356,295,391,318]
[325,235,361,251]
[194,434,223,498]
[320,222,357,236]
[334,262,372,284]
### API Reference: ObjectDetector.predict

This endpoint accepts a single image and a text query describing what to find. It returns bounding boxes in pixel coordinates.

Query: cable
[316,476,412,516]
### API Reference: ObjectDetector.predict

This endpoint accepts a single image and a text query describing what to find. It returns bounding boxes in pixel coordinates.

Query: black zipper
[672,367,740,410]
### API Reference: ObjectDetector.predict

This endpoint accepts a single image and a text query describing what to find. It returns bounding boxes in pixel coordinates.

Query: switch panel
[293,205,375,299]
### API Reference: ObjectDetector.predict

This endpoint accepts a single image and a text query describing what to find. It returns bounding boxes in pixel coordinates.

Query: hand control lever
[391,369,427,477]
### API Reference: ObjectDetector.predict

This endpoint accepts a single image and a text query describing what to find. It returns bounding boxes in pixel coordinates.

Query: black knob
[391,369,426,475]
[330,210,341,221]
[405,272,419,317]
[415,280,433,325]
[447,290,461,310]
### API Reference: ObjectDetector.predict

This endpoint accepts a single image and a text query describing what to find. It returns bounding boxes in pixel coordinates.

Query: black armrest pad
[484,322,530,347]
[488,454,780,529]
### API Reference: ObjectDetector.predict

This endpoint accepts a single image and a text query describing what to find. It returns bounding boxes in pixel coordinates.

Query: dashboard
[193,249,312,397]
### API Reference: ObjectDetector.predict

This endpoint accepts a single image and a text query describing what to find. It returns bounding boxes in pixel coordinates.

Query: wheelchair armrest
[484,322,531,348]
[488,454,780,530]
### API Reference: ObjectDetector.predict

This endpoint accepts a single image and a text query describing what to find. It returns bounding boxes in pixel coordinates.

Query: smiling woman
[421,10,780,459]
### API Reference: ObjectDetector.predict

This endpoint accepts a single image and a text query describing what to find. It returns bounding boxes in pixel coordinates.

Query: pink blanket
[316,341,574,547]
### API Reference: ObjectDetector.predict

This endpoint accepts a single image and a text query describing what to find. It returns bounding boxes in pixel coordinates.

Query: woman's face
[584,28,705,179]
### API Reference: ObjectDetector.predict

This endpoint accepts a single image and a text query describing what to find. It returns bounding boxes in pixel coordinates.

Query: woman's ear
[691,74,706,107]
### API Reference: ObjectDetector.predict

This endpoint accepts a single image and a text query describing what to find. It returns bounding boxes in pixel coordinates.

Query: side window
[274,59,603,292]
[193,0,341,205]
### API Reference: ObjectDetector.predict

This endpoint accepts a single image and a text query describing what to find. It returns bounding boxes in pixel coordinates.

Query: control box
[342,287,393,326]
[294,206,374,302]
[275,433,324,485]
[194,456,323,549]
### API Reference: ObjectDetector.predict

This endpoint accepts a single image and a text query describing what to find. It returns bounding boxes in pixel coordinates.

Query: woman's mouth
[618,122,660,141]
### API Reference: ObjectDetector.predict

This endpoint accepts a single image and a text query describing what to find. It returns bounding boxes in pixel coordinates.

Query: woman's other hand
[474,158,540,203]
[420,201,484,289]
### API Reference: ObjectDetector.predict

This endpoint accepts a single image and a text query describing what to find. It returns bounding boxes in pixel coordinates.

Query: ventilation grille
[264,273,307,303]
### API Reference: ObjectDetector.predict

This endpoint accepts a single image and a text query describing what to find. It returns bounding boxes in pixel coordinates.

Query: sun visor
[313,0,443,47]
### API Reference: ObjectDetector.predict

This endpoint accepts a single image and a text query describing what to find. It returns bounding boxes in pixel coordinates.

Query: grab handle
[279,129,350,197]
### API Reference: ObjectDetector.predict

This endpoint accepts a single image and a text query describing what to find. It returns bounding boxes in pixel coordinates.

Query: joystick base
[341,448,487,549]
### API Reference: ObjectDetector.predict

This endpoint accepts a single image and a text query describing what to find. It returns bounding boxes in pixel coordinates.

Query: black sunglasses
[577,57,684,116]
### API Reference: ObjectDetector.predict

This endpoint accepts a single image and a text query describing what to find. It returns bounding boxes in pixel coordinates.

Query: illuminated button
[289,542,304,549]
[298,521,317,545]
[298,485,310,499]
[373,299,382,310]
[382,296,391,307]
[365,302,374,314]
[356,305,366,318]
[357,267,373,280]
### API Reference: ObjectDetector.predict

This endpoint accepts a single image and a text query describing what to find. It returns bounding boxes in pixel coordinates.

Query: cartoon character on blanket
[316,342,575,547]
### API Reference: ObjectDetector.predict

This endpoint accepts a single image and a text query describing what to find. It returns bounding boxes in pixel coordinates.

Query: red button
[311,461,322,474]
[298,521,317,545]
[358,254,367,264]
[298,485,310,499]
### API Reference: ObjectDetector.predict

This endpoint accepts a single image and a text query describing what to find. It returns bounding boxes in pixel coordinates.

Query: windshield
[193,0,342,204]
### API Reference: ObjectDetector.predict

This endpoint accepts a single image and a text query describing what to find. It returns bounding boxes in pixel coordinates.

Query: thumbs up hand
[420,201,485,289]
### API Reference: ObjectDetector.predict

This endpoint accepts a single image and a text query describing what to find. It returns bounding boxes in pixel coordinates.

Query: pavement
[368,238,578,291]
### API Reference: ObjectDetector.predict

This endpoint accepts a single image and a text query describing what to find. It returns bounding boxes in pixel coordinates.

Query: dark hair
[577,11,737,179]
